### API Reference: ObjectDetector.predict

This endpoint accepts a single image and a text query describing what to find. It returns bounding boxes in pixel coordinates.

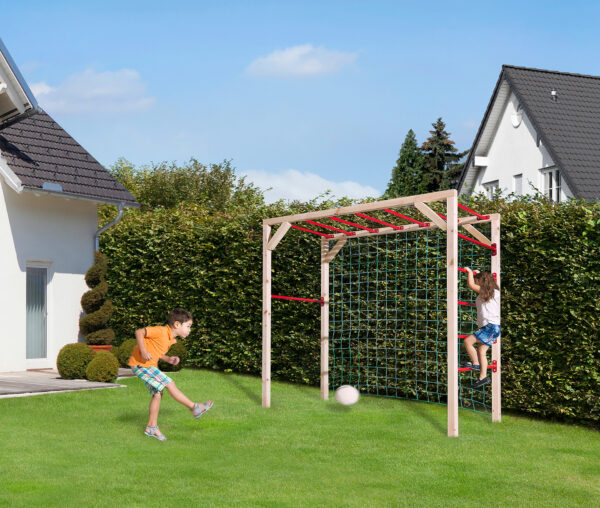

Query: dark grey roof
[458,65,600,200]
[0,110,137,206]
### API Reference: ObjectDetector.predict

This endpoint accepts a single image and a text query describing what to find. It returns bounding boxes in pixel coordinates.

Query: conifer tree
[383,129,425,198]
[421,118,467,191]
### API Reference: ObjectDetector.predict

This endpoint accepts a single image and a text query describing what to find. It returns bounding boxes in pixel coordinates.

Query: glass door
[26,267,47,359]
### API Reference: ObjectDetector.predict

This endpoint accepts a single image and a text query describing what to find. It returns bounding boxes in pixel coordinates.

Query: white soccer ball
[334,385,360,406]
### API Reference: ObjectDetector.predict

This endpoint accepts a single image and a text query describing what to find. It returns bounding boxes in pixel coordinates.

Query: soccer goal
[262,189,501,437]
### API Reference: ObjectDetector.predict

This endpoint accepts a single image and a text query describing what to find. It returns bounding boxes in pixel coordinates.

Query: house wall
[471,92,573,200]
[0,180,97,372]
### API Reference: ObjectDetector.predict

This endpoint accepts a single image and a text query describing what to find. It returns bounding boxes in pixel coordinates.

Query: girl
[461,268,500,388]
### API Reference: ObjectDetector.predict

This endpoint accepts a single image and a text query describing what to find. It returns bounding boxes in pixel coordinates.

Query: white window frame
[513,174,523,196]
[482,180,499,199]
[540,167,561,202]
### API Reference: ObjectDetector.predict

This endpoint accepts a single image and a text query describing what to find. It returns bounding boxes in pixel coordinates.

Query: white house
[458,65,600,201]
[0,39,137,373]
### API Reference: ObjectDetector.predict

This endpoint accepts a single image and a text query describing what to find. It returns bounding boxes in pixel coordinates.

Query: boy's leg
[477,344,489,380]
[165,381,195,410]
[148,392,162,428]
[463,335,479,365]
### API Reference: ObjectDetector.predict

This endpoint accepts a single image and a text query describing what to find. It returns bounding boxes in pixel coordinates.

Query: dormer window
[541,167,561,202]
[483,180,499,200]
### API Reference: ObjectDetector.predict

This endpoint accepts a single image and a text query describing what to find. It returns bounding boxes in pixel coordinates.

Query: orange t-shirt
[128,325,177,368]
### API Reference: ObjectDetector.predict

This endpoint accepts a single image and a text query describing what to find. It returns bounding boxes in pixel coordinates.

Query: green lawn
[0,369,598,507]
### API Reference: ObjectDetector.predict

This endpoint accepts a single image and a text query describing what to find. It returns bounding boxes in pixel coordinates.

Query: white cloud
[246,44,357,77]
[30,68,155,115]
[242,169,380,203]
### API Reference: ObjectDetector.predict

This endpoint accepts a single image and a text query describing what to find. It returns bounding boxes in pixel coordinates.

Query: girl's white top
[476,289,500,328]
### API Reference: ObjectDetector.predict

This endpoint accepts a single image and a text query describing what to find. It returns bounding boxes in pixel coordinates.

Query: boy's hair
[168,308,193,325]
[474,271,499,302]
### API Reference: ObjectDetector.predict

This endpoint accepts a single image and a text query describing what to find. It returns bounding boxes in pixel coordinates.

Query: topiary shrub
[80,251,115,345]
[158,342,187,372]
[57,343,96,379]
[116,338,137,367]
[86,350,120,383]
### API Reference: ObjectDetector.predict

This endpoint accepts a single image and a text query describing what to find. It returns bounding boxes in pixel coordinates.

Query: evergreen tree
[383,129,425,198]
[421,118,468,191]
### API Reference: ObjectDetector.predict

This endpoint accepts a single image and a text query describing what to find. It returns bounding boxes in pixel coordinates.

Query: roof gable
[0,110,137,205]
[459,65,600,200]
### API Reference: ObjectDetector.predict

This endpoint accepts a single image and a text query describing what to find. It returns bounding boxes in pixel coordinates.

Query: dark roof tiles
[0,110,137,205]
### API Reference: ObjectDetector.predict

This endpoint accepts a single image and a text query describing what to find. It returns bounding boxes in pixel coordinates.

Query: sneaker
[144,426,167,441]
[192,400,214,419]
[460,361,480,370]
[470,377,490,389]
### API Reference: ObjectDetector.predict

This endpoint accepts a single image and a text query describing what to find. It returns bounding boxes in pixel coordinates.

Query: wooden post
[320,237,330,400]
[490,214,502,422]
[446,191,459,437]
[262,223,272,407]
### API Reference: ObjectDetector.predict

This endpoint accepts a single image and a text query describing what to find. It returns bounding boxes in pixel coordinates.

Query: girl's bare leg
[464,335,479,365]
[477,344,489,380]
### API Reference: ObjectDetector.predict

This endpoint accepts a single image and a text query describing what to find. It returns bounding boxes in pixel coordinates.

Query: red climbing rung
[272,295,324,305]
[384,209,430,227]
[290,224,334,238]
[458,233,497,255]
[329,216,378,233]
[355,213,404,230]
[458,361,498,373]
[458,203,490,220]
[305,220,355,236]
[458,300,476,307]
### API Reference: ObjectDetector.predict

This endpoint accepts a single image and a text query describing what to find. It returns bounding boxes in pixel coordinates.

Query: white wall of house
[0,180,97,372]
[470,92,573,201]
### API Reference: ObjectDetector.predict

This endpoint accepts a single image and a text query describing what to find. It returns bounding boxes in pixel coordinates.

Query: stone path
[0,368,133,399]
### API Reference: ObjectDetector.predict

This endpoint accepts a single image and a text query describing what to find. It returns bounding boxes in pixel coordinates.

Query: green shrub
[116,338,137,367]
[86,351,120,383]
[57,343,96,380]
[158,342,187,372]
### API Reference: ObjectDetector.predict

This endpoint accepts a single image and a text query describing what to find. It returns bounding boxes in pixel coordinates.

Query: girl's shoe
[460,361,480,370]
[192,400,214,419]
[470,377,490,389]
[144,426,167,441]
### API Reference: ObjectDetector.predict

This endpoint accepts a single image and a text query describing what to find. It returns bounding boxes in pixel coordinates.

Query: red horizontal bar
[458,234,497,255]
[458,334,469,338]
[305,220,355,236]
[329,216,378,233]
[458,361,497,373]
[458,300,476,307]
[290,224,334,238]
[458,203,490,220]
[272,295,322,304]
[355,213,403,230]
[384,209,430,227]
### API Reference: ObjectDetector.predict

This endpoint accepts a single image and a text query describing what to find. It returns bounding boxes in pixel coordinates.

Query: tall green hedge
[101,197,600,425]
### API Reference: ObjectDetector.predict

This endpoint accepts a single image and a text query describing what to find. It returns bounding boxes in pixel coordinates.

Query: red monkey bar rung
[355,213,404,230]
[384,209,430,227]
[290,224,334,238]
[329,216,379,233]
[458,203,490,220]
[305,220,355,236]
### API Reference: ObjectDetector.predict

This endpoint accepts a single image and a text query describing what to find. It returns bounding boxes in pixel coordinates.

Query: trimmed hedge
[57,343,96,380]
[101,197,600,425]
[86,350,120,383]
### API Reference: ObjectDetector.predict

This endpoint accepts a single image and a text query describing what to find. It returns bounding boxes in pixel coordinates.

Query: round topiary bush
[116,338,137,367]
[85,351,120,383]
[158,342,187,372]
[57,343,96,379]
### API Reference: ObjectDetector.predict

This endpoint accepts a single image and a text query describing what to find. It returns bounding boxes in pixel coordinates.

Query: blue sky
[3,0,600,202]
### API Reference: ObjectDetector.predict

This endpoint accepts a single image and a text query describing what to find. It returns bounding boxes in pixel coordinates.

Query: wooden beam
[320,238,330,400]
[460,223,491,246]
[267,222,291,251]
[262,224,272,408]
[324,238,347,263]
[490,213,502,422]
[263,189,455,226]
[446,192,459,437]
[414,202,447,231]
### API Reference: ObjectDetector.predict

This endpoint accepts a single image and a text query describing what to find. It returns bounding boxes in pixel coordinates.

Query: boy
[128,308,213,441]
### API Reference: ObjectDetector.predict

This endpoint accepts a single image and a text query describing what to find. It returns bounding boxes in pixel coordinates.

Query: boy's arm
[465,267,481,292]
[135,328,153,361]
[159,355,180,365]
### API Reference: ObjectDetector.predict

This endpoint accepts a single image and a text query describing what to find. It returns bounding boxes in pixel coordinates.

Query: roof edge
[20,186,140,208]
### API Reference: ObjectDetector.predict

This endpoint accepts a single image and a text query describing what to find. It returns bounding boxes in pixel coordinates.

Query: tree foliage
[383,129,426,198]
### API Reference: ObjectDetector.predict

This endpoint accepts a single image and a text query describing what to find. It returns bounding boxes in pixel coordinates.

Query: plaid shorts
[474,323,501,346]
[131,365,173,395]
